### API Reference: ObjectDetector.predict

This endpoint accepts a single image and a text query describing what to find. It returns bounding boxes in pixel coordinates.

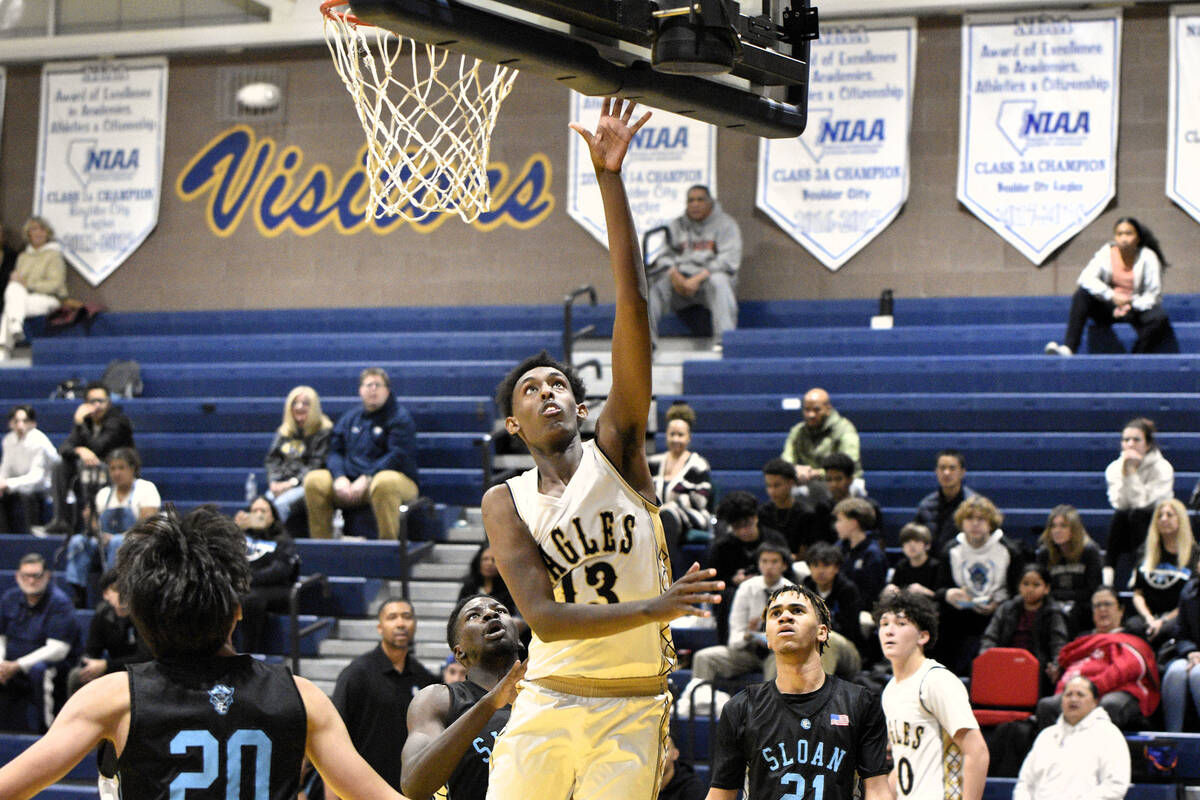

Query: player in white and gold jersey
[480,98,725,800]
[877,591,989,800]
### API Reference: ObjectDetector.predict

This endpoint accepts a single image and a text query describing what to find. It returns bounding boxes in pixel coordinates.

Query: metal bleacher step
[412,562,471,581]
[424,542,478,565]
[574,336,718,397]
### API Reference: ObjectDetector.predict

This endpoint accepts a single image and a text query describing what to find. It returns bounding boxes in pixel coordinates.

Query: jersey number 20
[170,729,272,799]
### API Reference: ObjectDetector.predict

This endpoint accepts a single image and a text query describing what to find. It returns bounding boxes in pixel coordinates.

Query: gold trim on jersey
[532,674,669,697]
[940,730,964,800]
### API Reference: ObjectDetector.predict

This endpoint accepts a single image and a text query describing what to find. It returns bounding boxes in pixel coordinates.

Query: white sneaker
[1044,341,1072,356]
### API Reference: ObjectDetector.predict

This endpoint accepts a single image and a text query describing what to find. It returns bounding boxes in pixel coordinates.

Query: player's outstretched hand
[485,658,527,712]
[569,97,651,174]
[647,562,724,622]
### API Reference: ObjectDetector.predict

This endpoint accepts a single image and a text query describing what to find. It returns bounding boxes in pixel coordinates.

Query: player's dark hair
[936,449,965,469]
[820,452,855,479]
[495,350,586,418]
[446,594,484,649]
[761,458,796,482]
[715,491,759,525]
[116,505,249,658]
[761,583,832,654]
[873,590,940,650]
[806,541,843,568]
[7,404,34,423]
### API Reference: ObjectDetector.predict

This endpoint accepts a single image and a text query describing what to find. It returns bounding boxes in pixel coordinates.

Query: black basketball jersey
[117,655,308,800]
[444,679,510,800]
[710,676,889,800]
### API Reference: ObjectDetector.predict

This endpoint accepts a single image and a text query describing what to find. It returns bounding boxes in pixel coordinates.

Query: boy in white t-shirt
[877,591,989,800]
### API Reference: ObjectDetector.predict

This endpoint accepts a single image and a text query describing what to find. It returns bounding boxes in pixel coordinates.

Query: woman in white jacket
[1045,216,1172,356]
[1103,417,1174,585]
[1014,676,1130,800]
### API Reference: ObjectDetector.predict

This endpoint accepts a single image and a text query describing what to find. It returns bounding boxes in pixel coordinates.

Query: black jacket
[61,407,134,459]
[979,596,1069,666]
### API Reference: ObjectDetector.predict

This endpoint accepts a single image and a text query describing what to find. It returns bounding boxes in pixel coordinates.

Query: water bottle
[244,472,258,505]
[879,288,894,317]
[332,509,345,539]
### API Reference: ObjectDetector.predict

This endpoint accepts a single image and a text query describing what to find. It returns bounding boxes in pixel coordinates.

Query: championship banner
[757,19,916,271]
[35,58,168,286]
[957,10,1121,265]
[1168,6,1200,224]
[567,91,716,252]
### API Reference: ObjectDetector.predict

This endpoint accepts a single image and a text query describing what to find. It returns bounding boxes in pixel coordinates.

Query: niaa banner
[567,91,715,253]
[757,19,916,271]
[35,58,168,286]
[957,10,1121,265]
[1168,5,1200,224]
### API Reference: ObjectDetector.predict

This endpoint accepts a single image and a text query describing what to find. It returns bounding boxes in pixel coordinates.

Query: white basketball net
[322,5,517,223]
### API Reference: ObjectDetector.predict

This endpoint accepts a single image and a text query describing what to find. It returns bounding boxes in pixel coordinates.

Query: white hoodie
[947,529,1012,604]
[1014,705,1130,800]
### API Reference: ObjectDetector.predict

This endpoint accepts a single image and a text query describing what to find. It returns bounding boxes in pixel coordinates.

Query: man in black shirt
[334,597,437,795]
[912,450,975,552]
[758,458,828,562]
[0,506,415,800]
[708,491,789,643]
[707,583,890,800]
[402,594,525,800]
[68,570,150,695]
[46,383,135,535]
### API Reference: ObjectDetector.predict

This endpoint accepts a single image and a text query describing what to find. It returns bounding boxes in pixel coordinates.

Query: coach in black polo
[332,597,437,793]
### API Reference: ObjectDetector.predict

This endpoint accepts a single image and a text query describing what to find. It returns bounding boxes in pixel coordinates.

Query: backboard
[344,0,816,138]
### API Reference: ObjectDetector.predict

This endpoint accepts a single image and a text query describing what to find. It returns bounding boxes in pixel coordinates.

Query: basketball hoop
[320,0,518,223]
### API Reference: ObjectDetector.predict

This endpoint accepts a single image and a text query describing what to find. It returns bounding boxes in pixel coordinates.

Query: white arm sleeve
[16,638,71,672]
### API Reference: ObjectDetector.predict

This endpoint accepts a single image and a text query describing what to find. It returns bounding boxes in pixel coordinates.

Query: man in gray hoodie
[648,185,742,350]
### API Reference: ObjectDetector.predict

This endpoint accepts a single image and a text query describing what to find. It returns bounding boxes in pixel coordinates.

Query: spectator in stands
[758,457,827,563]
[0,405,56,534]
[647,185,742,351]
[689,542,792,687]
[1161,572,1200,731]
[801,541,866,658]
[820,452,882,540]
[64,447,159,607]
[0,227,17,306]
[66,569,149,696]
[1130,498,1196,644]
[46,382,135,536]
[1035,585,1159,730]
[0,553,77,732]
[332,597,436,794]
[780,388,864,500]
[980,564,1069,694]
[649,402,712,579]
[883,522,940,598]
[440,653,467,684]
[914,449,976,552]
[708,491,788,643]
[657,735,707,800]
[457,543,516,618]
[0,217,66,360]
[1102,417,1174,585]
[235,495,300,654]
[1036,505,1103,635]
[1015,676,1131,800]
[935,494,1025,675]
[834,497,887,604]
[265,385,332,532]
[1045,216,1172,356]
[304,368,419,540]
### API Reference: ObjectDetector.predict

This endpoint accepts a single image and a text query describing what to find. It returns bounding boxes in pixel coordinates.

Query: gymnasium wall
[0,4,1195,312]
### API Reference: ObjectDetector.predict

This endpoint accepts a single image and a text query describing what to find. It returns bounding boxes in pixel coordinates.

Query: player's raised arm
[569,99,655,491]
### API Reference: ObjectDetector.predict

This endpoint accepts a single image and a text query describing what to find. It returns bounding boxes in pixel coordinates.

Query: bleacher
[5,293,1200,794]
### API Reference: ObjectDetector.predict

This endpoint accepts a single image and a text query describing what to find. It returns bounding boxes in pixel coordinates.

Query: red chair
[969,647,1040,726]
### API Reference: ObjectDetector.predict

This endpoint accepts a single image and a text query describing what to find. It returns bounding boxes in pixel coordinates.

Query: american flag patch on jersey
[830,713,850,726]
